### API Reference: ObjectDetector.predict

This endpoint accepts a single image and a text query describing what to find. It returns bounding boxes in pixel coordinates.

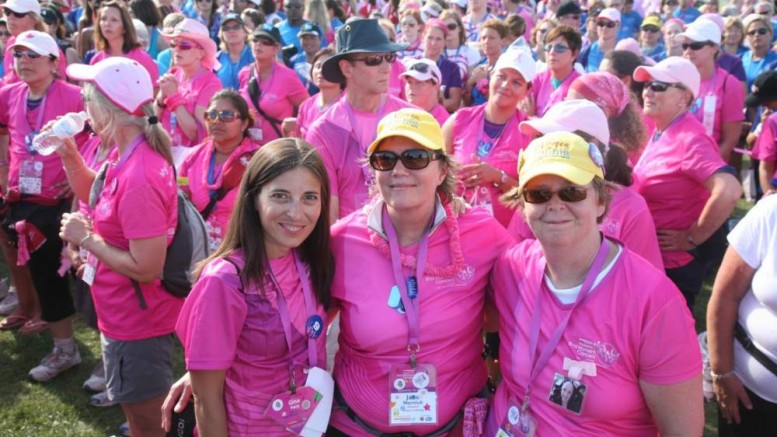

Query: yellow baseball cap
[641,15,662,29]
[367,108,446,154]
[517,132,605,193]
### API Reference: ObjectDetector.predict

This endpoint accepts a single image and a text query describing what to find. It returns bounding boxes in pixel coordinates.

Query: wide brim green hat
[322,19,407,84]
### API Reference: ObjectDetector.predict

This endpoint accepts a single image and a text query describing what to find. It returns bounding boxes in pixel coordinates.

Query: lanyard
[268,250,319,392]
[343,96,387,187]
[206,151,222,198]
[23,87,50,154]
[476,111,514,158]
[382,205,432,368]
[521,238,610,410]
[651,111,687,142]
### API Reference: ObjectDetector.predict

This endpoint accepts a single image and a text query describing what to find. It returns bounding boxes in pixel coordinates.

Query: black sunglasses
[12,49,43,59]
[522,186,588,204]
[645,80,684,92]
[349,53,397,66]
[369,149,443,171]
[747,28,770,36]
[682,41,713,51]
[446,23,457,30]
[408,62,440,81]
[5,10,27,19]
[596,20,617,28]
[641,26,660,33]
[205,109,240,122]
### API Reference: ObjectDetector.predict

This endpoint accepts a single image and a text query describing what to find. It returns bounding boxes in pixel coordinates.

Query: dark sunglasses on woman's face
[369,149,443,171]
[645,80,684,92]
[5,9,28,18]
[349,53,397,67]
[446,23,457,30]
[681,41,712,51]
[252,37,277,46]
[641,25,660,33]
[222,24,243,32]
[205,109,240,122]
[12,49,43,59]
[596,20,617,28]
[747,27,769,36]
[522,186,588,204]
[170,40,201,50]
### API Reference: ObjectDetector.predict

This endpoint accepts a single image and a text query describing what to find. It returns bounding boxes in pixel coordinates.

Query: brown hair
[545,24,583,55]
[440,9,466,47]
[481,18,509,39]
[94,2,141,53]
[207,89,256,137]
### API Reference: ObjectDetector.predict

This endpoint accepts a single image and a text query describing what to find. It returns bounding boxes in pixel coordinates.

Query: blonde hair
[305,0,331,35]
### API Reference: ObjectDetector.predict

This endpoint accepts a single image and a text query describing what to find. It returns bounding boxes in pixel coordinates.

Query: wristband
[79,232,92,247]
[164,92,185,111]
[687,233,700,247]
[711,369,735,382]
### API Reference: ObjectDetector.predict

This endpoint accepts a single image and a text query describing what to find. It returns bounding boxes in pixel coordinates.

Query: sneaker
[83,359,106,393]
[0,288,18,315]
[118,421,131,436]
[28,346,81,382]
[89,390,117,408]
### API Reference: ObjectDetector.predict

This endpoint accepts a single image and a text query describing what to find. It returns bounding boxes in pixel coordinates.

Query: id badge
[82,251,97,287]
[702,95,716,137]
[389,364,438,426]
[20,159,43,195]
[496,398,536,437]
[265,386,322,435]
[469,186,494,216]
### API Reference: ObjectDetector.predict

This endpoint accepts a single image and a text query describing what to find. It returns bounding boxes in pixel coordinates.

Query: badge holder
[389,347,438,426]
[19,158,43,195]
[265,366,334,437]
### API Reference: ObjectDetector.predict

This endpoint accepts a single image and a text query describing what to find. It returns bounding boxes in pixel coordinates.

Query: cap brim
[633,65,665,83]
[66,63,97,82]
[399,70,437,84]
[367,128,443,155]
[321,42,408,83]
[251,31,280,43]
[518,162,596,193]
[11,39,58,59]
[519,118,563,137]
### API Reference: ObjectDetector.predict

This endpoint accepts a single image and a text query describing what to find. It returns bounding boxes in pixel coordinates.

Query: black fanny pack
[735,322,777,377]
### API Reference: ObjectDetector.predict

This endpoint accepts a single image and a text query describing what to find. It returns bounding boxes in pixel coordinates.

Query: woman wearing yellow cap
[488,132,703,435]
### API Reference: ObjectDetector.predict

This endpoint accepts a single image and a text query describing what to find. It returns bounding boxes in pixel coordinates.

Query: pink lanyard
[519,238,610,411]
[343,96,387,186]
[104,135,145,187]
[383,205,432,368]
[267,250,319,391]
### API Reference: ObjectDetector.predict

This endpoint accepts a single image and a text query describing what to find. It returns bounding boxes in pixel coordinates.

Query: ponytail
[140,103,173,166]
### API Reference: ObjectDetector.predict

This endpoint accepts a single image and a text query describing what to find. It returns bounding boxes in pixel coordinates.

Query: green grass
[0,200,756,436]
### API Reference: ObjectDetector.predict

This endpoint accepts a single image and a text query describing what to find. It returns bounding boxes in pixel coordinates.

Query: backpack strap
[248,74,284,138]
[199,187,228,221]
[131,281,149,310]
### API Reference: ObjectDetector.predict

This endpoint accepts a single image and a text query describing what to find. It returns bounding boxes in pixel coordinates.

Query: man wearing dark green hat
[305,18,417,221]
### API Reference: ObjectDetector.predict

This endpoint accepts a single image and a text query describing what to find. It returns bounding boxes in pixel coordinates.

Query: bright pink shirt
[506,186,664,270]
[450,104,531,227]
[91,139,181,340]
[178,137,260,251]
[77,135,112,217]
[304,94,415,218]
[3,36,67,84]
[633,112,727,268]
[329,202,513,435]
[753,111,777,163]
[531,69,581,117]
[160,68,221,147]
[628,111,655,166]
[488,239,700,435]
[89,48,160,86]
[297,93,337,139]
[429,104,449,126]
[238,62,309,144]
[688,67,744,144]
[0,80,84,200]
[176,251,327,436]
[389,60,406,99]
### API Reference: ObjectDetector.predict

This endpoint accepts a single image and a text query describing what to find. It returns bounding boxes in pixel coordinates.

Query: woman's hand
[656,229,698,252]
[519,93,536,117]
[450,196,470,217]
[52,179,73,200]
[714,374,753,425]
[59,212,91,246]
[157,74,179,98]
[161,373,193,432]
[458,157,501,188]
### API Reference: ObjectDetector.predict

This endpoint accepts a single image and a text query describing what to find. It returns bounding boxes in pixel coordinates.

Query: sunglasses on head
[596,20,617,28]
[747,27,769,36]
[205,109,240,122]
[641,25,660,33]
[682,41,712,51]
[645,80,684,92]
[369,149,443,171]
[544,43,570,53]
[446,22,457,30]
[170,40,201,50]
[408,62,440,81]
[349,53,397,66]
[5,9,27,18]
[12,49,43,59]
[522,186,588,204]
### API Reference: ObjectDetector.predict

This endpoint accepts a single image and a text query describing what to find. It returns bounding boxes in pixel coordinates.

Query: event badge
[469,186,494,216]
[19,160,43,195]
[266,386,322,434]
[388,364,438,426]
[82,251,97,287]
[702,95,716,138]
[476,140,494,158]
[306,315,324,339]
[496,397,536,437]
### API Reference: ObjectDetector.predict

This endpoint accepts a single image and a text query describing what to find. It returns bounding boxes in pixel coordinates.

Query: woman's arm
[0,133,9,192]
[174,104,207,142]
[441,113,457,154]
[718,121,742,164]
[442,87,462,113]
[57,137,97,203]
[640,375,704,437]
[759,160,776,195]
[706,246,755,424]
[190,370,228,437]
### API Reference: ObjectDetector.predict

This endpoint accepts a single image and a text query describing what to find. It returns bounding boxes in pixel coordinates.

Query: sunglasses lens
[447,23,457,30]
[648,81,669,92]
[370,152,397,171]
[221,111,236,121]
[523,189,552,204]
[558,187,588,202]
[400,149,431,169]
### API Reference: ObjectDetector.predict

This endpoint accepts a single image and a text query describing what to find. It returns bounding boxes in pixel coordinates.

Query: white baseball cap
[597,7,621,23]
[10,31,59,58]
[400,58,442,84]
[520,99,610,146]
[3,0,41,16]
[67,57,154,116]
[494,48,536,83]
[633,56,700,98]
[675,18,721,44]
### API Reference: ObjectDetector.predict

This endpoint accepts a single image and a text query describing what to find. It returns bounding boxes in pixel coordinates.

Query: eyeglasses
[681,41,712,51]
[747,28,770,36]
[560,14,581,20]
[284,3,302,8]
[446,22,457,30]
[5,10,27,19]
[596,20,617,28]
[205,109,241,122]
[641,26,660,33]
[645,80,684,92]
[522,186,588,204]
[0,31,11,37]
[252,36,277,46]
[544,43,570,53]
[369,149,443,171]
[349,53,397,66]
[170,40,201,50]
[222,24,243,32]
[664,0,678,5]
[12,49,43,59]
[408,62,440,82]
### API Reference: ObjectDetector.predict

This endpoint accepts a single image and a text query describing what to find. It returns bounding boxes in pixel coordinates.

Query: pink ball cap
[67,57,154,116]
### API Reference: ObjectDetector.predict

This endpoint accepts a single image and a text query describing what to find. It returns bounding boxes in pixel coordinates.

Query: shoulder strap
[248,75,284,138]
[200,187,228,220]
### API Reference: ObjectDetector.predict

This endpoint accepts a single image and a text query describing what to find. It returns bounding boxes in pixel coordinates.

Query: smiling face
[257,166,322,259]
[489,67,530,109]
[374,137,446,214]
[723,25,742,47]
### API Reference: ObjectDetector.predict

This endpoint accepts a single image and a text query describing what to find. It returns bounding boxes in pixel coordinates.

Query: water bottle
[31,111,88,156]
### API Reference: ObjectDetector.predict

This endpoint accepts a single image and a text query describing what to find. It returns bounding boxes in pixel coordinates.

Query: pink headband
[569,72,630,118]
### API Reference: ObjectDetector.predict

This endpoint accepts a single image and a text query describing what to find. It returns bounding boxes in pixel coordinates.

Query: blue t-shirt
[742,50,777,88]
[290,52,319,94]
[618,10,643,40]
[642,43,665,63]
[582,42,605,73]
[672,7,701,24]
[157,48,173,76]
[437,57,463,98]
[216,45,255,89]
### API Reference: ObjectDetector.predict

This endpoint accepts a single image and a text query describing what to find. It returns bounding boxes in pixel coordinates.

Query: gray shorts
[101,333,174,404]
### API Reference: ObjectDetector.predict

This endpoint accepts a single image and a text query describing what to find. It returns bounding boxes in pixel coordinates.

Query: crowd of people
[0,0,774,435]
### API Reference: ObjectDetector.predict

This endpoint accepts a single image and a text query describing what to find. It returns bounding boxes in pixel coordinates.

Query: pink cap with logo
[10,31,59,58]
[67,57,154,116]
[633,56,700,98]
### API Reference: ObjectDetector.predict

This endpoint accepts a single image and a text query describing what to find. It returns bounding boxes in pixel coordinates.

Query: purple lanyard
[521,238,610,409]
[382,205,432,368]
[104,135,144,187]
[475,111,515,158]
[343,96,387,187]
[267,250,319,391]
[23,87,49,154]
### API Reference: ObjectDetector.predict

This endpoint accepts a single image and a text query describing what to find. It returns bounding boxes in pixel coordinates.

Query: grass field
[0,201,754,436]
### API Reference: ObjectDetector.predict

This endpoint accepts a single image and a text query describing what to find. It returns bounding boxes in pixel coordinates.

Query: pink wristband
[164,92,185,111]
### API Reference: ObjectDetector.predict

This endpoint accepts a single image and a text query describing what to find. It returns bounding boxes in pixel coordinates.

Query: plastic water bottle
[31,111,88,156]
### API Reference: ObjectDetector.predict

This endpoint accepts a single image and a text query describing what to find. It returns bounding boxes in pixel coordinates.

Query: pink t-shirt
[628,111,655,166]
[389,59,406,99]
[632,112,727,268]
[329,201,513,435]
[688,67,744,144]
[531,69,581,117]
[304,94,415,218]
[487,239,700,435]
[450,104,531,227]
[297,93,340,139]
[429,104,449,126]
[160,68,221,147]
[91,139,181,340]
[176,251,327,436]
[178,137,260,251]
[753,111,777,164]
[89,48,160,86]
[238,62,309,144]
[0,80,84,200]
[506,186,664,270]
[77,135,112,217]
[3,36,67,84]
